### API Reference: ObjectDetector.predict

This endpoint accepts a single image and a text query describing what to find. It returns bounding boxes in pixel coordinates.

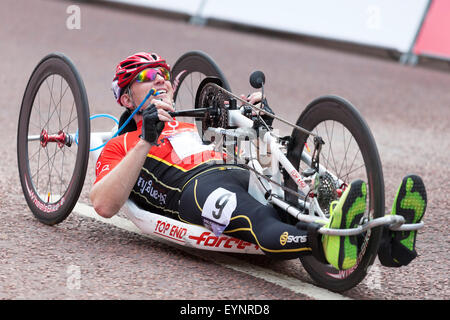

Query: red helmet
[112,52,170,105]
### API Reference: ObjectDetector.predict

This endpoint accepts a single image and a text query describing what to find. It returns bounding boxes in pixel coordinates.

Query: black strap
[118,108,137,135]
[296,221,328,264]
[390,238,417,266]
[378,227,417,267]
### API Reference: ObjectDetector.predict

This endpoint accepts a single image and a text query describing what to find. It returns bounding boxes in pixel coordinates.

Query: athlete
[90,51,427,270]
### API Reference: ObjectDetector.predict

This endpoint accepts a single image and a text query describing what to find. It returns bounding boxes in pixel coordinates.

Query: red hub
[40,129,67,148]
[336,183,348,198]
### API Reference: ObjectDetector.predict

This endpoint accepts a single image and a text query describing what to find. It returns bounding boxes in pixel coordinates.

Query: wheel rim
[25,73,80,204]
[18,53,90,225]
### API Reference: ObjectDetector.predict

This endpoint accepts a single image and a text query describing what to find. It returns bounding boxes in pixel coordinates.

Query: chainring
[197,83,228,137]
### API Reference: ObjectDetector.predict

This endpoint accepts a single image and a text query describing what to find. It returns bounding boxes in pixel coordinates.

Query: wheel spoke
[41,77,70,131]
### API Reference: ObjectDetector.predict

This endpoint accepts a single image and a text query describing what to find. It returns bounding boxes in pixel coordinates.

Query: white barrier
[101,0,430,53]
[200,0,429,53]
[102,0,206,16]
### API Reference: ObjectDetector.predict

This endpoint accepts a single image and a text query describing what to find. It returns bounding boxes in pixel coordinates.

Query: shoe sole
[323,179,367,270]
[391,174,427,252]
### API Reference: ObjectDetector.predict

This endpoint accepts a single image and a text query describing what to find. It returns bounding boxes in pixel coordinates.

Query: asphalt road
[1,0,449,300]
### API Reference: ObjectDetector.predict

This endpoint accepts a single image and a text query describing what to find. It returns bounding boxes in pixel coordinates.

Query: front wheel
[17,53,90,225]
[285,95,385,292]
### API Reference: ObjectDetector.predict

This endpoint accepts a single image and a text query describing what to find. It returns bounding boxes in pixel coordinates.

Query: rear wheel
[17,53,90,225]
[285,95,384,291]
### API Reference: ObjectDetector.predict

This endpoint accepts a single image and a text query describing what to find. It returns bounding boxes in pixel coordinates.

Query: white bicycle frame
[211,110,423,235]
[87,107,422,254]
[229,110,424,236]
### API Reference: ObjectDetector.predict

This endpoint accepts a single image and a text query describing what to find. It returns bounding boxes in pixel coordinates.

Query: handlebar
[168,107,211,118]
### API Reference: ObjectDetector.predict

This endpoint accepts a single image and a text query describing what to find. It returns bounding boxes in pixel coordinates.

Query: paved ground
[1,0,449,300]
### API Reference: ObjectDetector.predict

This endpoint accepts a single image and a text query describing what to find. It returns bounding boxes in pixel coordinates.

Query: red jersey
[95,120,225,216]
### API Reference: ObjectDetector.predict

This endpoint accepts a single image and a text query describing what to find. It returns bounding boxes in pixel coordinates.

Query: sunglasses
[135,67,171,83]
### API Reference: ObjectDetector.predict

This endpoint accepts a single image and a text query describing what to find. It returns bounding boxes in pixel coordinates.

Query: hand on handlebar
[241,92,263,105]
[148,97,175,121]
[141,101,174,145]
[240,92,275,127]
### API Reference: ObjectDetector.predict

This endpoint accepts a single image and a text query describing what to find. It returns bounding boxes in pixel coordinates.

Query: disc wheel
[17,53,90,225]
[285,95,385,292]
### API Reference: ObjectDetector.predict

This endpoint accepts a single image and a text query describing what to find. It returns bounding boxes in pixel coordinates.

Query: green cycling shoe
[378,174,427,267]
[322,179,367,270]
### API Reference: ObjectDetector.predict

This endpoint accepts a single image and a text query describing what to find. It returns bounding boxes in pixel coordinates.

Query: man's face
[128,67,174,110]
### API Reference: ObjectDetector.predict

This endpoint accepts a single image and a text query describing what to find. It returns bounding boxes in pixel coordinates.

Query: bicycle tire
[17,53,90,226]
[285,95,385,292]
[171,51,231,140]
[172,50,231,107]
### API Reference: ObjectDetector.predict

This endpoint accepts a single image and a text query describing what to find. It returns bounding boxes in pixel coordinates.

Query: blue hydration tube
[76,88,159,151]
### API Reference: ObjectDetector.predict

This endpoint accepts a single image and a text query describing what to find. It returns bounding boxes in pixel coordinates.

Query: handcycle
[17,51,424,292]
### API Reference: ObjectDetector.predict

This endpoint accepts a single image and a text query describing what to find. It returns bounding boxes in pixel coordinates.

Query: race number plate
[168,130,213,160]
[201,187,237,236]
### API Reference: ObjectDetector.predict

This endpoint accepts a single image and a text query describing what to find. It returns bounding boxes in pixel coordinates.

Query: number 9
[212,193,232,219]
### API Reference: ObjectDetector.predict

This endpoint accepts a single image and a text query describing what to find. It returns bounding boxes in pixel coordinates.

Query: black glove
[141,104,165,145]
[259,98,275,127]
